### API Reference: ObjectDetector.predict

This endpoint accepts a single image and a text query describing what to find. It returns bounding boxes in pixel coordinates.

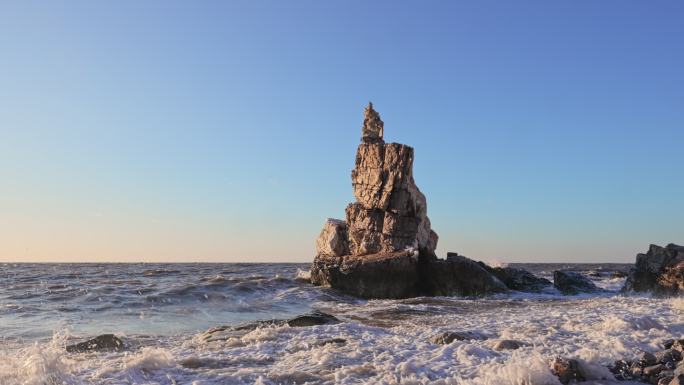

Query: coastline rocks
[610,342,684,384]
[553,270,600,295]
[480,264,552,292]
[623,243,684,295]
[311,103,505,299]
[66,334,125,353]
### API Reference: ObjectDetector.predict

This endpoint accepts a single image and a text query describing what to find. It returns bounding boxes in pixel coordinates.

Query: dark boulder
[311,251,421,299]
[551,357,585,385]
[66,334,125,353]
[623,244,684,295]
[479,263,552,292]
[421,253,507,297]
[200,311,340,343]
[312,251,507,299]
[553,270,600,295]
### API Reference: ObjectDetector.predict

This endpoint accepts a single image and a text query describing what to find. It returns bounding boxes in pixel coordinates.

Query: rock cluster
[310,103,505,298]
[623,244,684,295]
[610,339,684,385]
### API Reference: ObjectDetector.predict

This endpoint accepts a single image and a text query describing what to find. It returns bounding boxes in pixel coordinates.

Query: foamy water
[1,263,681,385]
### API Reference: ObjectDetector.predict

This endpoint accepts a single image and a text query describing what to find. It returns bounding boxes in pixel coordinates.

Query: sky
[0,1,682,263]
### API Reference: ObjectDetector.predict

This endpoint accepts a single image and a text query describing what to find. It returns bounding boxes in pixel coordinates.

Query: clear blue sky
[1,1,682,263]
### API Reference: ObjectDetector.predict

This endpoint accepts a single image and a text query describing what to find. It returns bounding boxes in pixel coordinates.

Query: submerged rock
[66,334,125,353]
[311,103,505,299]
[430,331,486,345]
[200,311,340,343]
[623,243,684,295]
[553,270,600,295]
[491,339,527,351]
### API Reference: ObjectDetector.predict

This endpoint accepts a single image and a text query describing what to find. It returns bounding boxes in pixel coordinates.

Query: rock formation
[623,243,684,295]
[310,103,506,298]
[553,270,601,295]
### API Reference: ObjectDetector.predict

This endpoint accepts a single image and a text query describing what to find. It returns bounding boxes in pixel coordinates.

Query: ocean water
[0,262,682,385]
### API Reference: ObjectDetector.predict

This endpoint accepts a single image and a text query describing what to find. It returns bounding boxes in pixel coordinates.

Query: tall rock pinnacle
[310,103,506,299]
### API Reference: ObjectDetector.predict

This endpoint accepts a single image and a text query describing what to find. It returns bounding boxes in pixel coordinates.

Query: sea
[1,262,682,385]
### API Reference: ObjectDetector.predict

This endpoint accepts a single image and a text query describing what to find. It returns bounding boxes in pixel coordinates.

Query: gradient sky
[1,1,682,263]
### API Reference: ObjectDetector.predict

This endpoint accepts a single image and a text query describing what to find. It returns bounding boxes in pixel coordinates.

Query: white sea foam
[1,263,681,385]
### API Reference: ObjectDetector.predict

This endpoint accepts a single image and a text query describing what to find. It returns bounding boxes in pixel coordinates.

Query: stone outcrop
[553,270,600,295]
[66,334,126,353]
[310,103,506,299]
[623,244,684,295]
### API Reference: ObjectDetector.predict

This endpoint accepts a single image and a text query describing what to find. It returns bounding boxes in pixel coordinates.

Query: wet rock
[200,311,340,343]
[311,251,421,299]
[320,338,346,346]
[640,351,659,366]
[66,334,125,353]
[551,357,585,385]
[672,339,684,352]
[656,349,683,365]
[623,243,684,295]
[645,364,665,377]
[553,270,600,295]
[491,339,526,351]
[479,264,552,292]
[610,359,634,380]
[430,331,485,345]
[286,311,340,327]
[659,373,675,385]
[669,374,684,385]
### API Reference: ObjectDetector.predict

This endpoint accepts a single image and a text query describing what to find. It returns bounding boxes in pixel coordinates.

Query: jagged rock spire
[362,102,384,143]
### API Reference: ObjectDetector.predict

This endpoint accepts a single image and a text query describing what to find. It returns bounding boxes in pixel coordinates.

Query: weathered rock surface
[66,334,125,353]
[311,103,505,299]
[623,244,684,295]
[553,270,600,295]
[315,219,349,257]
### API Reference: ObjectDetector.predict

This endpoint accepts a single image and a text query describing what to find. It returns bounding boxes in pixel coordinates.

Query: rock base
[311,251,507,299]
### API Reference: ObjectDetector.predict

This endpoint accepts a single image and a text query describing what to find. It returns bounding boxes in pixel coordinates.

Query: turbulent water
[0,262,682,385]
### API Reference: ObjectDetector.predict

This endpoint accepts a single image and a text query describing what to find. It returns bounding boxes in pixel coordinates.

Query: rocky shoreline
[311,104,683,301]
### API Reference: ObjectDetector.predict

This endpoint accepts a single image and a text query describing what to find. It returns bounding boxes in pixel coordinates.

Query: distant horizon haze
[1,1,682,263]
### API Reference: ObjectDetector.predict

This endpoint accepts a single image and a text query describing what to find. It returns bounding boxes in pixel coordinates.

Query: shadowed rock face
[623,243,684,295]
[311,103,505,299]
[553,270,600,295]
